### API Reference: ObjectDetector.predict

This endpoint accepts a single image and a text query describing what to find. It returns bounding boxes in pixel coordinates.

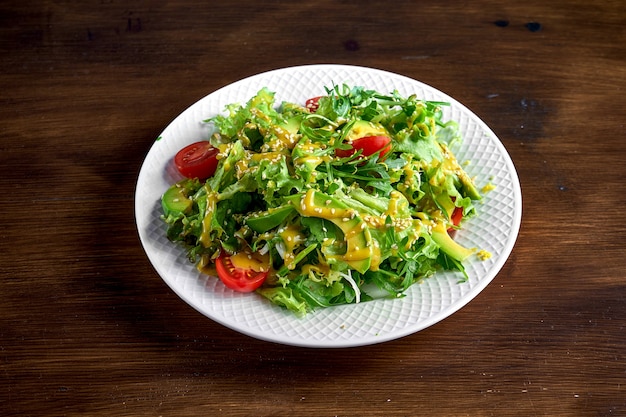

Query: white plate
[135,64,522,348]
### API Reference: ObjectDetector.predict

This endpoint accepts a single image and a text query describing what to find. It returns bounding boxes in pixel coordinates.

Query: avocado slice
[162,183,193,217]
[459,171,482,201]
[345,120,388,141]
[330,216,372,273]
[278,116,302,135]
[245,205,295,233]
[431,222,475,261]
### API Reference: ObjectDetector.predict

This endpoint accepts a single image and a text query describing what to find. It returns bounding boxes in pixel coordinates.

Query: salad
[160,84,483,316]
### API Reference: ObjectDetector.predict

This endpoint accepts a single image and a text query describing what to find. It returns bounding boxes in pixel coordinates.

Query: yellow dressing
[199,190,219,247]
[481,183,496,193]
[279,224,306,269]
[230,250,270,273]
[300,189,351,219]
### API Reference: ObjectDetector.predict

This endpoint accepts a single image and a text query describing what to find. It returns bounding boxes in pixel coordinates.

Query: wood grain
[1,1,625,416]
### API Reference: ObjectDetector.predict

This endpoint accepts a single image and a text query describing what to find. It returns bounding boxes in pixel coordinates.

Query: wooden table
[2,1,625,415]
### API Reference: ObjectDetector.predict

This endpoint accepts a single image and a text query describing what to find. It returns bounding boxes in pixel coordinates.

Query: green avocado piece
[278,116,302,135]
[345,119,388,141]
[431,222,475,261]
[328,216,371,273]
[162,184,193,217]
[245,205,295,233]
[461,174,482,201]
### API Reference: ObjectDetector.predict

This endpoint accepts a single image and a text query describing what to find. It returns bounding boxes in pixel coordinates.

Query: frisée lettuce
[161,84,482,316]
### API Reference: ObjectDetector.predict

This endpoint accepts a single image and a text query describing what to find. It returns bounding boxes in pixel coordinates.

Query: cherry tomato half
[447,206,464,235]
[335,135,392,160]
[174,141,219,180]
[305,96,323,113]
[451,206,463,227]
[215,251,269,293]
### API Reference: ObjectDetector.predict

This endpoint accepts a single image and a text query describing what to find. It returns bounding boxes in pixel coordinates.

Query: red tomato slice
[447,206,464,235]
[174,141,219,180]
[215,251,269,293]
[335,135,392,160]
[451,206,463,226]
[305,96,323,113]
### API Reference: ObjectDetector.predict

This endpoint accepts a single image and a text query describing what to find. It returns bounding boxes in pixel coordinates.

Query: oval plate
[135,64,522,348]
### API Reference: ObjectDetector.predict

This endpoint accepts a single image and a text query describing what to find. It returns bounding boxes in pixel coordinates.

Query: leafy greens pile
[161,84,482,316]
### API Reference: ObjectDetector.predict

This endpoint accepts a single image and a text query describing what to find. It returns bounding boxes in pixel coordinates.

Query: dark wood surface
[2,1,625,416]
